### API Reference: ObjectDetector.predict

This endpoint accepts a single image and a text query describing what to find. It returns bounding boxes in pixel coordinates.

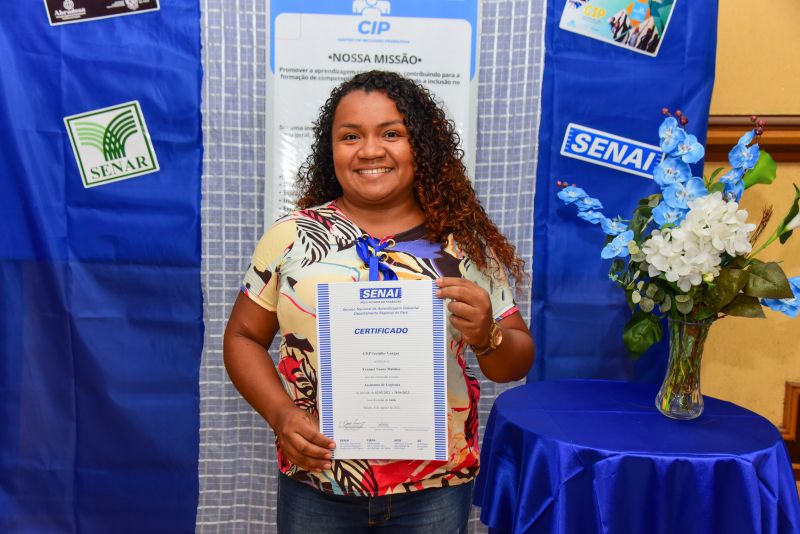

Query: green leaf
[777,184,800,244]
[708,181,726,194]
[721,294,766,318]
[630,205,653,240]
[729,256,748,269]
[641,193,660,206]
[744,261,794,298]
[694,306,717,322]
[676,296,694,315]
[705,268,749,312]
[654,287,666,303]
[623,311,663,359]
[743,150,777,189]
[710,167,725,182]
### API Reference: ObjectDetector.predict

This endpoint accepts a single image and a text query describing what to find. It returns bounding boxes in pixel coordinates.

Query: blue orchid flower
[652,202,687,227]
[575,195,604,212]
[600,217,627,236]
[653,158,692,188]
[720,168,745,202]
[557,185,587,205]
[663,178,708,209]
[723,180,744,203]
[577,210,605,224]
[738,129,756,146]
[658,117,686,154]
[601,230,634,259]
[728,140,760,171]
[761,276,800,318]
[671,133,705,164]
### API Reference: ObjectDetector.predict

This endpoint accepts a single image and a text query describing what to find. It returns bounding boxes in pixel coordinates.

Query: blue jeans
[277,474,473,533]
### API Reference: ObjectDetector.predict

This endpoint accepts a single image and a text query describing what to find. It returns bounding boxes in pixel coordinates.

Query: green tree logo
[74,110,138,161]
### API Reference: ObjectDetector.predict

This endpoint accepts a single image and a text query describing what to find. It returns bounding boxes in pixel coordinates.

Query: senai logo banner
[560,123,661,178]
[64,101,160,188]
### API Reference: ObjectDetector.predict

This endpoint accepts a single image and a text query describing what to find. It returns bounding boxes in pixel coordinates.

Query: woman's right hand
[224,294,336,473]
[273,404,336,473]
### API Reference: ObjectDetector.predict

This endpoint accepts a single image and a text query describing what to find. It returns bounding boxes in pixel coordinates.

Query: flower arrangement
[557,111,800,418]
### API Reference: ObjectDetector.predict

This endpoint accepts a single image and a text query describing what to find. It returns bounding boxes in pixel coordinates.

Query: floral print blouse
[241,201,517,496]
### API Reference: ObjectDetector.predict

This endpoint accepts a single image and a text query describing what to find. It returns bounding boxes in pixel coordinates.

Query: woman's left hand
[435,277,493,348]
[436,277,535,383]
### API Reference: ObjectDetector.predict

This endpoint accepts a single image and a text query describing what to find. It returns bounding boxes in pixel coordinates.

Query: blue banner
[0,2,202,532]
[532,0,718,381]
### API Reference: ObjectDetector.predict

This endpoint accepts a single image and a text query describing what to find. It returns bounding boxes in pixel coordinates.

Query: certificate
[316,280,448,460]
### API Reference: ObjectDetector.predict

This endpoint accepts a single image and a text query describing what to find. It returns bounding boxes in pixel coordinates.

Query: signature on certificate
[339,418,366,429]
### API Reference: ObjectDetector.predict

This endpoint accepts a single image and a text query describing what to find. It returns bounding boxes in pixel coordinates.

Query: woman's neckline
[329,199,426,241]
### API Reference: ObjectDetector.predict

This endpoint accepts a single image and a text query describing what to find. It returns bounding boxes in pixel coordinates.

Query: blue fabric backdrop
[532,0,719,381]
[0,3,203,532]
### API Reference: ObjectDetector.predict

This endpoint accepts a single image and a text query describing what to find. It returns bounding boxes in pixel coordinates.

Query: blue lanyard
[355,235,398,282]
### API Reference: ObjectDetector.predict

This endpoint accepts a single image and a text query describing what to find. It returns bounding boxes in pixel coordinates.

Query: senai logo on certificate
[64,101,160,188]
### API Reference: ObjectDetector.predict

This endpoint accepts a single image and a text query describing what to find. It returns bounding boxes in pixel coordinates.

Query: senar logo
[359,287,402,299]
[75,109,137,162]
[64,101,159,188]
[560,123,661,179]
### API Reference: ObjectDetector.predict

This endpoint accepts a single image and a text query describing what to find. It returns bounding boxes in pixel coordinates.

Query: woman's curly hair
[296,70,526,289]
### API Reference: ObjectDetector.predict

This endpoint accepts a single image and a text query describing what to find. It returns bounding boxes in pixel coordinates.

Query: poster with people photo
[559,0,676,57]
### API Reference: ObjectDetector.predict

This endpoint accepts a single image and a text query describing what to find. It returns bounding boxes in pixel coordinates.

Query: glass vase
[655,318,712,420]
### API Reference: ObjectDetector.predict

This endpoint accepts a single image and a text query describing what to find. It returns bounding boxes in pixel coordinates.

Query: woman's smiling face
[331,90,416,211]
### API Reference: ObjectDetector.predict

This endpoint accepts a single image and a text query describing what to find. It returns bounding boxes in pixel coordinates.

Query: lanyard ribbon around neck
[355,235,398,282]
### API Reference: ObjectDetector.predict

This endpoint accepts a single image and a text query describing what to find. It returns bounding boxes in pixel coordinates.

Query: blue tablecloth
[474,380,800,534]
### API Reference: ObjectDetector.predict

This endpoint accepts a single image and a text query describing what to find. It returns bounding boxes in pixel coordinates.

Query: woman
[224,70,534,533]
